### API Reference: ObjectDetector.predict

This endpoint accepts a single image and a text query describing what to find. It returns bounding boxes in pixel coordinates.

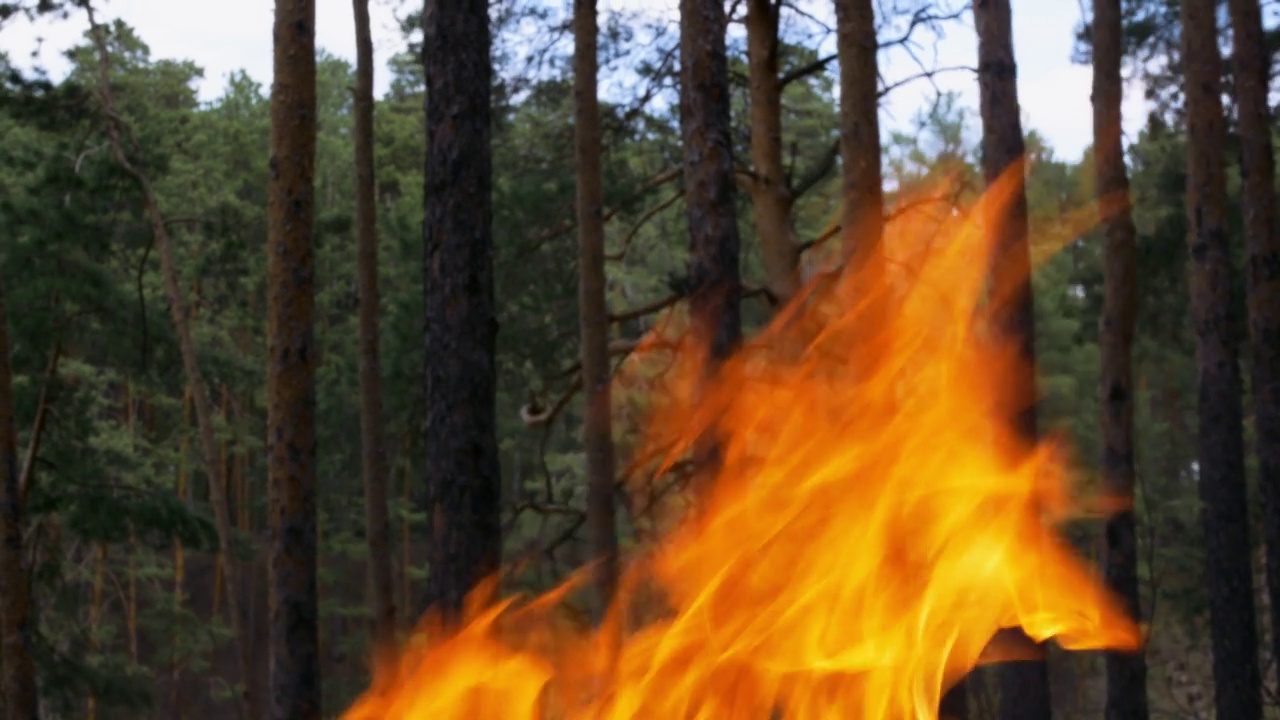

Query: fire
[343,166,1142,720]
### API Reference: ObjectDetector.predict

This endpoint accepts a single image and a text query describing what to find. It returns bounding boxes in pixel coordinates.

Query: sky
[4,0,1149,162]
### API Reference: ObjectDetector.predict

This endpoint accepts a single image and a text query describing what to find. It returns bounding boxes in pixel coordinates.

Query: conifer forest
[5,0,1280,718]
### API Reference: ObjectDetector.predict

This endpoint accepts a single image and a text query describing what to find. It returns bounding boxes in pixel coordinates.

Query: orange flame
[343,166,1142,720]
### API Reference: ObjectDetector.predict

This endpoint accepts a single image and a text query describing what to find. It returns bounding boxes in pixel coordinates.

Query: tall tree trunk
[422,0,503,621]
[680,0,742,363]
[353,0,397,654]
[1228,0,1280,690]
[0,278,38,720]
[1180,0,1264,717]
[574,0,619,620]
[83,9,257,717]
[745,0,800,302]
[972,2,1050,719]
[834,0,883,261]
[267,0,320,716]
[1092,1,1150,718]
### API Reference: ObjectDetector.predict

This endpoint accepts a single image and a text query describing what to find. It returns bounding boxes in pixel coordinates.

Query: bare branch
[608,293,681,324]
[606,191,683,262]
[791,139,840,199]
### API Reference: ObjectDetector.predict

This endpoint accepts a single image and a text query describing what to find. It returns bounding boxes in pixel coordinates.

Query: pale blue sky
[5,0,1147,161]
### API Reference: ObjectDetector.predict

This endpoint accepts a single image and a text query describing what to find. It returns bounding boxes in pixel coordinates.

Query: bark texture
[0,275,38,720]
[835,0,884,260]
[1180,0,1264,717]
[353,0,397,653]
[574,0,620,618]
[1228,0,1280,689]
[1092,1,1150,718]
[680,0,742,362]
[972,2,1049,719]
[421,0,503,621]
[267,0,320,716]
[745,0,801,302]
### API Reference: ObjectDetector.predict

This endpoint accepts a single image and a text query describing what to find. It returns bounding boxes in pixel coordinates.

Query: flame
[343,166,1142,720]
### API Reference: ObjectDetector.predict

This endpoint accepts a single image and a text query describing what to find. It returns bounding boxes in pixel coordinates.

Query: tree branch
[606,190,683,262]
[791,139,840,199]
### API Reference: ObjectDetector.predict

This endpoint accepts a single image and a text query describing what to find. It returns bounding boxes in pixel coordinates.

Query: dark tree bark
[353,0,397,654]
[1092,1,1151,718]
[266,0,320,716]
[421,0,503,621]
[680,0,742,363]
[0,276,37,720]
[1180,0,1264,717]
[972,2,1050,719]
[744,0,801,303]
[834,0,883,261]
[1228,0,1280,690]
[574,0,619,619]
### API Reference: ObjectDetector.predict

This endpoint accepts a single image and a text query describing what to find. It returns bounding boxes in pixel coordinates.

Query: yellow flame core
[343,169,1142,720]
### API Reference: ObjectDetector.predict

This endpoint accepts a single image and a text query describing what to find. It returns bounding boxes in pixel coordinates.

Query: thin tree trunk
[745,0,801,302]
[834,0,884,261]
[1092,1,1150,718]
[1180,0,1264,717]
[680,0,742,363]
[171,385,191,719]
[1228,0,1280,691]
[0,272,37,720]
[82,9,257,717]
[574,0,620,621]
[87,542,107,720]
[266,0,320,715]
[971,2,1050,719]
[422,0,503,621]
[353,0,397,654]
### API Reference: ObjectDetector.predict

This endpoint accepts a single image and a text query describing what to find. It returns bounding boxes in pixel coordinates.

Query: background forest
[1,0,1279,718]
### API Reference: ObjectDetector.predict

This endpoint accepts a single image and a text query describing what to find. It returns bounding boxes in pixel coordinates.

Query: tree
[0,274,37,720]
[1092,0,1150,718]
[422,0,503,619]
[835,0,883,260]
[574,0,619,618]
[971,1,1049,718]
[1227,0,1280,688]
[680,0,741,363]
[353,0,396,654]
[1179,0,1263,717]
[266,0,320,715]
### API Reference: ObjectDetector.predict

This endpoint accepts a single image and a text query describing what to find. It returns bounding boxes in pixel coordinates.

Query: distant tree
[971,2,1050,719]
[352,0,396,654]
[266,0,321,715]
[1227,0,1280,690]
[0,274,37,720]
[574,0,619,619]
[1179,0,1263,717]
[1092,0,1150,717]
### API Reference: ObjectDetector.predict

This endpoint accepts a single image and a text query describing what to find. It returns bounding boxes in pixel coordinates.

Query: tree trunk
[972,2,1050,719]
[1228,0,1280,691]
[0,277,38,720]
[83,10,257,717]
[680,0,742,363]
[353,0,397,655]
[422,0,503,621]
[574,0,620,620]
[745,0,801,303]
[266,0,320,716]
[1092,1,1151,718]
[1180,0,1264,717]
[834,0,883,261]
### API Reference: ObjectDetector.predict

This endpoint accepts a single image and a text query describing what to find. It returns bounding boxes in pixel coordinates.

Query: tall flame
[343,166,1142,720]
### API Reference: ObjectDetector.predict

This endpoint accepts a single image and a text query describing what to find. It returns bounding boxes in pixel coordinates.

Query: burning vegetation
[342,169,1142,719]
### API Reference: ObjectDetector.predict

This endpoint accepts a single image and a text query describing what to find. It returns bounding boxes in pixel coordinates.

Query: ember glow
[343,167,1142,720]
